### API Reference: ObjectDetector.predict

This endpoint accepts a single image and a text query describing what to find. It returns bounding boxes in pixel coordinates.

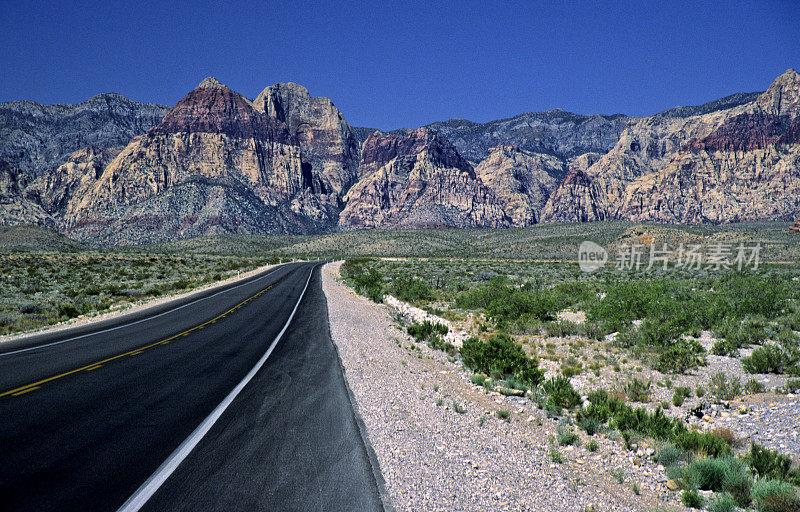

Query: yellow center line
[84,364,103,371]
[0,283,276,399]
[12,386,40,396]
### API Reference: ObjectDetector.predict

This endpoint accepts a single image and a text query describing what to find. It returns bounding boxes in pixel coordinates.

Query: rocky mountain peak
[360,127,473,174]
[196,77,227,90]
[150,78,290,142]
[757,68,800,118]
[251,81,359,194]
[251,83,318,125]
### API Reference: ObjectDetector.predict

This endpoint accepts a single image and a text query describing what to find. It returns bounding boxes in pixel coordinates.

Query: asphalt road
[0,262,387,512]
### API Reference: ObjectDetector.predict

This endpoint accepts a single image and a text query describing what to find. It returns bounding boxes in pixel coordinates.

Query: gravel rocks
[323,262,684,511]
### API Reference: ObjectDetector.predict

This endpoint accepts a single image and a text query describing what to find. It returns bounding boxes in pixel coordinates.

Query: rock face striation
[253,82,362,195]
[340,128,510,229]
[0,158,53,227]
[0,94,169,176]
[474,145,565,226]
[1,70,799,243]
[423,110,631,163]
[63,78,335,243]
[542,69,800,224]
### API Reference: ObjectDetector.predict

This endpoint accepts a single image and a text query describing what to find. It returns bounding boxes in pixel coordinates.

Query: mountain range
[0,69,798,244]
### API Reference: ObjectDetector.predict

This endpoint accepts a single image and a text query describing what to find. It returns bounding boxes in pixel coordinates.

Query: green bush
[743,344,796,374]
[682,489,705,509]
[748,444,796,483]
[557,424,580,446]
[578,321,608,341]
[752,478,800,512]
[655,443,686,468]
[576,389,732,458]
[673,386,692,406]
[543,375,582,409]
[745,378,766,394]
[624,378,652,402]
[708,492,738,512]
[407,320,448,342]
[686,457,751,506]
[390,275,433,303]
[341,260,386,302]
[460,334,543,387]
[710,372,741,401]
[655,339,706,374]
[577,415,601,436]
[544,320,578,337]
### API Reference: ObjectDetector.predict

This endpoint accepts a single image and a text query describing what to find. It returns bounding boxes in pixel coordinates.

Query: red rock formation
[151,77,292,143]
[360,128,473,174]
[684,111,792,153]
[340,128,510,229]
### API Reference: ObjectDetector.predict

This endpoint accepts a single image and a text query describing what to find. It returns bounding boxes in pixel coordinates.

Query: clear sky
[1,0,798,129]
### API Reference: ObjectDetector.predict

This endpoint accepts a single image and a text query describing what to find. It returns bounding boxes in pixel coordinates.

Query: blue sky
[1,0,798,129]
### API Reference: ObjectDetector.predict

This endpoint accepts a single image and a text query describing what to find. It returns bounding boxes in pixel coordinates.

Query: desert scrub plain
[0,229,279,336]
[340,249,800,510]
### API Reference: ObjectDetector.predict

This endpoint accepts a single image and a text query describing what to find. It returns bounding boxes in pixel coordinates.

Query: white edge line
[0,266,284,357]
[116,264,317,512]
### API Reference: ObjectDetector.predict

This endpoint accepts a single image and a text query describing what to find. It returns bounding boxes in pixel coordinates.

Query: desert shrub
[587,439,598,452]
[713,338,741,357]
[745,378,766,394]
[57,303,80,319]
[487,289,561,326]
[623,378,652,402]
[577,415,601,436]
[578,321,608,340]
[673,386,692,406]
[470,374,486,386]
[460,334,543,386]
[747,444,796,483]
[686,457,751,507]
[172,278,191,290]
[655,443,686,468]
[543,375,582,409]
[710,427,737,447]
[752,478,800,512]
[682,489,705,509]
[19,302,42,314]
[576,387,734,458]
[390,275,434,303]
[710,372,741,401]
[407,320,448,342]
[779,379,800,394]
[708,492,738,512]
[587,280,659,332]
[544,320,578,337]
[743,344,796,374]
[557,424,580,446]
[454,276,509,310]
[655,339,706,374]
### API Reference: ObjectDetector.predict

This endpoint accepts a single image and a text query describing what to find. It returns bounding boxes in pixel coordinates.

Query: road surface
[0,262,387,512]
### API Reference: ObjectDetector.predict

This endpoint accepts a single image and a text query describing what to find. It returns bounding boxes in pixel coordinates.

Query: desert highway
[0,262,387,512]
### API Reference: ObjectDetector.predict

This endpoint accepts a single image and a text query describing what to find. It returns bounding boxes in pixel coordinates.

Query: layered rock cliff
[0,94,169,176]
[1,70,798,241]
[63,78,334,242]
[474,145,565,226]
[253,83,361,195]
[542,69,800,224]
[0,158,53,227]
[340,128,510,229]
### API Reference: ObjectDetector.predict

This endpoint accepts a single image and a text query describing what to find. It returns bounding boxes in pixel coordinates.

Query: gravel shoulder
[323,261,686,512]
